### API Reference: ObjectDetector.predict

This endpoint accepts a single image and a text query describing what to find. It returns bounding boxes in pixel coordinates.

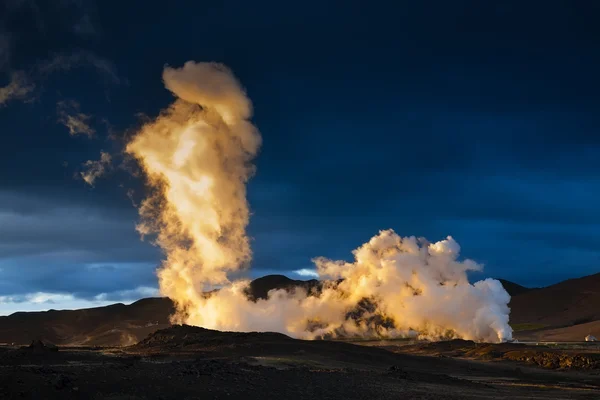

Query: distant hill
[245,274,322,301]
[509,272,600,326]
[497,279,535,297]
[0,297,175,346]
[1,273,599,345]
[0,275,319,346]
[514,319,600,342]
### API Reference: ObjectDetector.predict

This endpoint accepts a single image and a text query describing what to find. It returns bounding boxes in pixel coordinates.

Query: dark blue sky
[0,0,599,312]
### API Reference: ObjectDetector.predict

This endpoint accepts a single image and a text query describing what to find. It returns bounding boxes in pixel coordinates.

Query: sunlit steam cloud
[126,61,261,320]
[185,231,512,342]
[126,61,512,343]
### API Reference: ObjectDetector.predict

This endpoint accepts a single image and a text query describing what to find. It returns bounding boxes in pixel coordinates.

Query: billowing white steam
[126,62,261,315]
[126,61,513,343]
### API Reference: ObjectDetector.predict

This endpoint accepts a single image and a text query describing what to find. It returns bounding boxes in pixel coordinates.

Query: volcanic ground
[1,325,599,399]
[1,274,599,399]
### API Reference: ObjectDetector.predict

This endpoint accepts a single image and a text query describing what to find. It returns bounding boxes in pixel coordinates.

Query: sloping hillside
[515,320,600,342]
[2,273,599,345]
[497,279,535,297]
[0,297,175,346]
[0,275,321,346]
[509,273,600,328]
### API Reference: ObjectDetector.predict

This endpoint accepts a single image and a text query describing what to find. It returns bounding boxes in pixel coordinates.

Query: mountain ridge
[1,273,598,345]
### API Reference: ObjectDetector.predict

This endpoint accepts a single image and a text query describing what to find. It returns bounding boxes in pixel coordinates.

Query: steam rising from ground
[126,61,513,343]
[126,62,261,312]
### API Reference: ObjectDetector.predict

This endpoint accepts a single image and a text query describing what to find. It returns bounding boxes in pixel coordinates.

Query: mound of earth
[26,340,58,353]
[134,324,292,351]
[132,324,420,369]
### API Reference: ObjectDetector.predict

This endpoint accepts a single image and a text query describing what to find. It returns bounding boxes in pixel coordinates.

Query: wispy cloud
[0,287,159,316]
[57,100,95,136]
[81,151,112,186]
[39,51,122,85]
[0,292,74,305]
[0,71,35,106]
[1,49,121,108]
[293,268,319,278]
[94,286,159,302]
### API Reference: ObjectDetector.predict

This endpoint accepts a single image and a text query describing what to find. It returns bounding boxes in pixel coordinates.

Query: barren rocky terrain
[1,274,599,399]
[0,325,599,400]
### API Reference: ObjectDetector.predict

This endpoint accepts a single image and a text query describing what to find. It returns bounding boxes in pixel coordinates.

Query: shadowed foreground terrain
[381,339,600,370]
[0,325,599,399]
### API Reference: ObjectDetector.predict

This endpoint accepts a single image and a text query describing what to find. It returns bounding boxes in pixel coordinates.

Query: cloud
[0,190,159,264]
[0,3,112,110]
[0,71,35,105]
[0,49,121,109]
[57,100,95,136]
[0,292,75,305]
[39,51,122,85]
[293,268,319,278]
[0,50,120,108]
[81,151,112,185]
[94,286,159,302]
[0,188,162,302]
[0,287,158,316]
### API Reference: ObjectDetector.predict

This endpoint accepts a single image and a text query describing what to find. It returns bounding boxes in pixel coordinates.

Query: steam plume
[184,230,512,342]
[126,61,261,319]
[126,61,512,342]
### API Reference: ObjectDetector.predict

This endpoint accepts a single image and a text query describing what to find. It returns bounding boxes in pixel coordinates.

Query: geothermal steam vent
[126,61,513,343]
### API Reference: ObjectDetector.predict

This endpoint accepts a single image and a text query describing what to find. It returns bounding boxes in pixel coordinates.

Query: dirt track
[0,326,599,400]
